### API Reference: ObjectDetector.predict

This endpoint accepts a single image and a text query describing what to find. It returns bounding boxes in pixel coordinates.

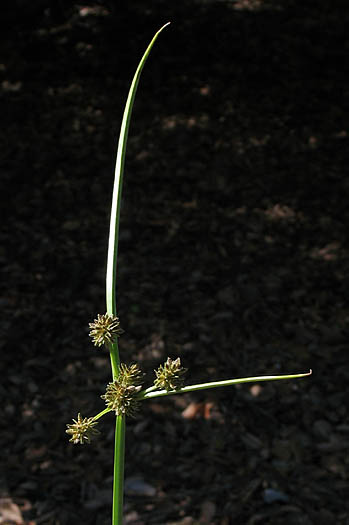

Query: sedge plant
[66,23,311,524]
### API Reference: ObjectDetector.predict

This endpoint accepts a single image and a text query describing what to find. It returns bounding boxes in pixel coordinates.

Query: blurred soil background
[1,1,349,523]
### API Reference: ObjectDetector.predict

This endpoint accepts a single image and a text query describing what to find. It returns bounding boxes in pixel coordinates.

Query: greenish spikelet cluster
[154,357,187,391]
[66,413,100,445]
[101,363,144,417]
[118,363,144,387]
[89,313,124,347]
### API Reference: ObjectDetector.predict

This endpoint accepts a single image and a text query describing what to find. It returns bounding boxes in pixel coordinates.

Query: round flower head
[101,382,142,417]
[119,363,144,387]
[101,363,144,417]
[66,413,100,445]
[89,313,124,347]
[154,357,187,391]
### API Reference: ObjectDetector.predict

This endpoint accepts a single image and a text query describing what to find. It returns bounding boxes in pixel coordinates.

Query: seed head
[89,313,124,347]
[119,363,144,387]
[102,382,142,417]
[101,363,144,417]
[66,413,100,445]
[154,357,187,391]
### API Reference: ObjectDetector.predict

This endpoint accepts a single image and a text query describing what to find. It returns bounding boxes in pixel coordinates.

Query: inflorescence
[101,363,144,417]
[89,313,124,347]
[154,357,187,391]
[66,413,100,445]
[67,311,188,443]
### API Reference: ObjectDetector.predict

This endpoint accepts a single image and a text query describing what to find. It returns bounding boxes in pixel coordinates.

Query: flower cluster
[119,363,144,386]
[154,357,187,391]
[101,363,144,417]
[89,313,124,347]
[66,413,100,445]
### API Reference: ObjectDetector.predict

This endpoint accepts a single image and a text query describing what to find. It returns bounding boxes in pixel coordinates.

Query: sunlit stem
[93,407,112,421]
[113,416,125,524]
[105,23,171,525]
[138,370,312,401]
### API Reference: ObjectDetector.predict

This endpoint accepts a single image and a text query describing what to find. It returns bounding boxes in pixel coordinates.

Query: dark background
[1,1,348,524]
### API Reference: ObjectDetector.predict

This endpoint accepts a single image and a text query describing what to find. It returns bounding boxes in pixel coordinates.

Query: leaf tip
[159,21,171,32]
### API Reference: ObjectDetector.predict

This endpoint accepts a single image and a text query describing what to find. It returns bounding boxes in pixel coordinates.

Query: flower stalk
[66,23,312,525]
[105,23,171,525]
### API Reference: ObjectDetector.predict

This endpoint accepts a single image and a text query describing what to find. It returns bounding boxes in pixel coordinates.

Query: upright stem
[109,341,120,381]
[105,23,170,525]
[110,343,123,525]
[113,415,126,524]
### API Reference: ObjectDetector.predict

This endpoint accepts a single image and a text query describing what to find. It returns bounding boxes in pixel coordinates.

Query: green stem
[109,341,120,381]
[139,370,312,400]
[93,407,112,421]
[142,384,159,394]
[105,23,170,525]
[113,415,126,525]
